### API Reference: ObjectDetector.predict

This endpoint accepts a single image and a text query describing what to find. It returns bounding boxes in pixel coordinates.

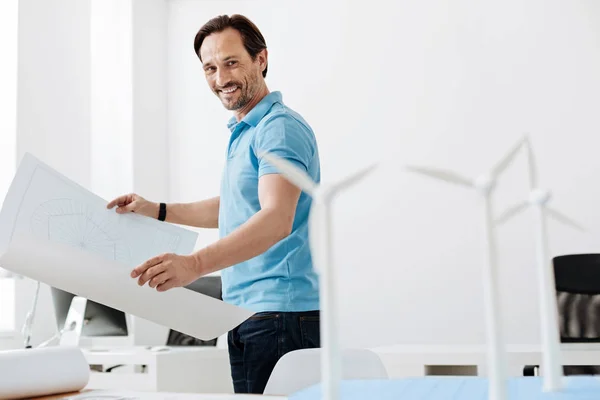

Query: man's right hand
[106,193,159,219]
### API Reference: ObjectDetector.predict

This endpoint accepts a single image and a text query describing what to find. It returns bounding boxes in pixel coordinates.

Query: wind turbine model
[496,139,584,392]
[405,136,530,400]
[260,151,377,400]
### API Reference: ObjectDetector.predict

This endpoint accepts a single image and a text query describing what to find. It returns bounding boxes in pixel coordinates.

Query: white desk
[34,392,284,400]
[81,346,233,393]
[372,343,600,377]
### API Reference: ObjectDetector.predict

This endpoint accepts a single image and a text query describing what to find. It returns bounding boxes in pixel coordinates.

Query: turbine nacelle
[497,189,583,232]
[311,184,342,203]
[474,174,495,194]
[529,188,551,206]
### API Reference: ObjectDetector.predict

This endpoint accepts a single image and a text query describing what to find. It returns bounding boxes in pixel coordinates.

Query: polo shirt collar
[227,91,282,130]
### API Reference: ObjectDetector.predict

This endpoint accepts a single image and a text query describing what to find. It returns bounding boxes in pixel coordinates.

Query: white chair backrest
[263,348,388,396]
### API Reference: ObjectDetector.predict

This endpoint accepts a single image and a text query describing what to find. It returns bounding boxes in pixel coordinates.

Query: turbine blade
[547,208,585,232]
[405,165,473,188]
[491,136,527,178]
[330,163,378,194]
[496,201,529,224]
[260,152,318,195]
[525,137,539,189]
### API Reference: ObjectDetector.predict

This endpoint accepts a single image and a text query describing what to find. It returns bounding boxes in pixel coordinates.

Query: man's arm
[132,174,300,290]
[192,174,300,275]
[164,196,220,228]
[107,194,220,229]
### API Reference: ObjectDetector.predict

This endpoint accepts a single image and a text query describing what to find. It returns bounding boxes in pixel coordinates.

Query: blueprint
[0,153,254,340]
[0,153,195,265]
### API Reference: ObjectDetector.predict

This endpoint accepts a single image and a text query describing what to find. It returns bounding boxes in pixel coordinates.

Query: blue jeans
[227,310,321,394]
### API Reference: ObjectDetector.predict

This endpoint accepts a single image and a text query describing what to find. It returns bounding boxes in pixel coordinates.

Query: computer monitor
[185,275,222,300]
[51,287,129,338]
[167,276,222,346]
[51,275,223,347]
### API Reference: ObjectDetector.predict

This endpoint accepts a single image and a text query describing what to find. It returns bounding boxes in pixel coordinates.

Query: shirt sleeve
[252,113,315,178]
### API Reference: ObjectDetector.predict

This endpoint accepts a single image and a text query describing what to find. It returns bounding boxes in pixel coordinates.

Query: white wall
[0,0,18,333]
[130,0,172,345]
[0,0,18,212]
[90,0,171,346]
[90,0,170,203]
[168,0,600,348]
[13,0,92,349]
[3,0,171,350]
[90,0,134,199]
[132,0,170,202]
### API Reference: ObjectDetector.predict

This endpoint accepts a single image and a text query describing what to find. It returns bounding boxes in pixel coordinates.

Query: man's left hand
[131,253,201,292]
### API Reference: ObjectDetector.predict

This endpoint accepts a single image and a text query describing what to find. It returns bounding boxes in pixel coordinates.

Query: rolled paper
[0,346,90,399]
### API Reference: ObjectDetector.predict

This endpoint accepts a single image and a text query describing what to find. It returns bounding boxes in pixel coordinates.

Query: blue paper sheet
[289,376,600,399]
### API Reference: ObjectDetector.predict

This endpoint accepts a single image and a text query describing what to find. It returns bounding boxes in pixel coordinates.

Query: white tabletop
[35,390,286,400]
[372,343,600,366]
[81,346,228,364]
[373,343,600,353]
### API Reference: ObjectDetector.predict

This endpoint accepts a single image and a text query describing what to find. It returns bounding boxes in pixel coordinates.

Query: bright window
[0,0,18,333]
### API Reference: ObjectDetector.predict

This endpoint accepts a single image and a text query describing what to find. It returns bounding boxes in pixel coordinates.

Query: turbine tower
[405,136,530,400]
[260,151,376,400]
[496,139,584,392]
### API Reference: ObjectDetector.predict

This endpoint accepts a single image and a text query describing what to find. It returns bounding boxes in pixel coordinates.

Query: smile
[221,86,238,94]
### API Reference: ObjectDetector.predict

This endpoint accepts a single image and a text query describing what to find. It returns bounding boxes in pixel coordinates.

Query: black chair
[166,276,223,346]
[523,254,600,376]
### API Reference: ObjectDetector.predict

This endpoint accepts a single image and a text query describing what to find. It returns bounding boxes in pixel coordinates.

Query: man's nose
[215,69,231,87]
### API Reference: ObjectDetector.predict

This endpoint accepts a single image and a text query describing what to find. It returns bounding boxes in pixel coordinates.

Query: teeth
[222,86,237,94]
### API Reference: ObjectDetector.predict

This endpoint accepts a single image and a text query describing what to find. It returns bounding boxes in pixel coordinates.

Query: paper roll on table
[0,346,90,400]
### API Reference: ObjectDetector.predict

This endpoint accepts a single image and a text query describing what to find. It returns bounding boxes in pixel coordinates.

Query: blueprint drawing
[0,153,197,267]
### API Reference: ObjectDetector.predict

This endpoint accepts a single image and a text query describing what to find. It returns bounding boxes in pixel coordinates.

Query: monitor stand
[58,296,87,347]
[57,297,135,349]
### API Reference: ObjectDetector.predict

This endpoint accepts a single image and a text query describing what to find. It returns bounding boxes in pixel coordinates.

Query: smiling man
[107,14,321,394]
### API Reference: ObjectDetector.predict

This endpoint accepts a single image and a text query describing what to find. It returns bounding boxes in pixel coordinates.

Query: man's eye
[227,61,237,66]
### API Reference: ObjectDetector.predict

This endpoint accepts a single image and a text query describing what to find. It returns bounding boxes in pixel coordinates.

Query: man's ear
[258,48,268,73]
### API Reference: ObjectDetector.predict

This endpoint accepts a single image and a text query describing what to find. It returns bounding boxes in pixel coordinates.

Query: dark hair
[194,14,268,78]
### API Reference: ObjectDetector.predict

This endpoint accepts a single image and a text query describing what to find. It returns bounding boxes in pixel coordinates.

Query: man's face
[200,28,266,111]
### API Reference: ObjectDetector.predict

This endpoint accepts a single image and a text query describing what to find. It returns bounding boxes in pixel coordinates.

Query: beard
[216,73,260,111]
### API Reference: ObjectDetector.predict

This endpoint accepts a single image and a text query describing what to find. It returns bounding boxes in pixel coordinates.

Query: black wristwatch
[158,202,167,221]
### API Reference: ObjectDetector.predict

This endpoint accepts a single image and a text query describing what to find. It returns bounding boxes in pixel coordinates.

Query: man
[106,14,321,394]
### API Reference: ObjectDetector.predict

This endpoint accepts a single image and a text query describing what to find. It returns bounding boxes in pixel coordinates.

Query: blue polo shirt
[218,91,320,313]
